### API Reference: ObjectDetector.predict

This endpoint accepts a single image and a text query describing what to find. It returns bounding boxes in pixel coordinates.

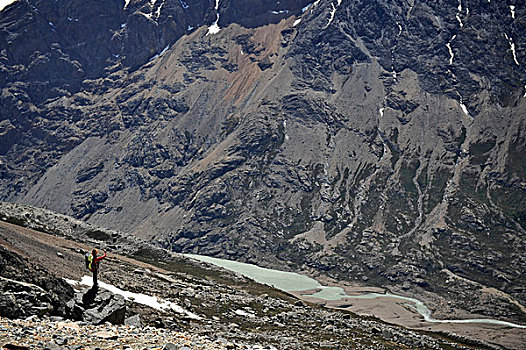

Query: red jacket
[89,252,107,271]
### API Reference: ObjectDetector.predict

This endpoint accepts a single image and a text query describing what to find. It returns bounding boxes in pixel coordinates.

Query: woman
[88,249,107,286]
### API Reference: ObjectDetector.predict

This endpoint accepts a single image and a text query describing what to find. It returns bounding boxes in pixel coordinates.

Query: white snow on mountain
[0,0,16,12]
[207,0,221,35]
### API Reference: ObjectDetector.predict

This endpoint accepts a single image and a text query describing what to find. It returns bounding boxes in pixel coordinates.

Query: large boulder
[0,276,54,318]
[68,287,126,325]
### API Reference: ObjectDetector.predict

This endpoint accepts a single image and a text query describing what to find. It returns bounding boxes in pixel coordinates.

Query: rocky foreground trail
[0,203,497,349]
[1,317,229,350]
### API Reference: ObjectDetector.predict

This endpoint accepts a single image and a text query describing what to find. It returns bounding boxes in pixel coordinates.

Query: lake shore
[292,284,526,350]
[185,254,525,349]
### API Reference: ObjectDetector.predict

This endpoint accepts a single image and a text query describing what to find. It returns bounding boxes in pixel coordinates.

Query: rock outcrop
[68,287,126,325]
[0,277,54,318]
[0,245,74,317]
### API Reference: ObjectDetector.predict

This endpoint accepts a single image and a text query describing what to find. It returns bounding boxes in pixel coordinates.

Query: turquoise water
[185,254,526,329]
[185,254,329,292]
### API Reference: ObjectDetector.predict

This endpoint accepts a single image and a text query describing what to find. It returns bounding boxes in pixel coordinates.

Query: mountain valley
[0,0,525,347]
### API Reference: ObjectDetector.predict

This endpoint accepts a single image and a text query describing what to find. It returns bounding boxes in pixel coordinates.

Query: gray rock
[124,314,142,328]
[0,277,54,318]
[74,288,126,325]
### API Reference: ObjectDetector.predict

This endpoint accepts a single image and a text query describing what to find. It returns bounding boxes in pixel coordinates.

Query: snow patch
[460,103,469,116]
[121,23,126,28]
[159,44,170,56]
[510,5,515,19]
[271,10,289,15]
[446,43,453,65]
[148,45,169,62]
[293,18,302,27]
[337,0,342,5]
[505,33,520,66]
[324,3,336,28]
[155,1,164,18]
[187,25,194,31]
[446,35,456,65]
[0,0,17,12]
[207,0,221,35]
[66,276,201,320]
[379,108,385,117]
[397,22,402,36]
[456,93,470,117]
[179,0,189,9]
[207,22,220,35]
[124,0,131,10]
[48,21,55,29]
[455,0,464,27]
[456,14,463,27]
[302,3,312,13]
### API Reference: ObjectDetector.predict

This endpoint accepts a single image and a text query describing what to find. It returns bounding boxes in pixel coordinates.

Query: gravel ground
[0,316,231,350]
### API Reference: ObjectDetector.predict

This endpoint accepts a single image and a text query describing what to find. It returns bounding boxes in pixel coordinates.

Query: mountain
[1,0,525,326]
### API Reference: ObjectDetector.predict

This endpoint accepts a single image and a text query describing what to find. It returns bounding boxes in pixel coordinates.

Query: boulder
[0,276,54,318]
[70,287,126,325]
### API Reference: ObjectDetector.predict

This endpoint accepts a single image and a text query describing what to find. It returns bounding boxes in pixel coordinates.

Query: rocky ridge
[0,0,525,332]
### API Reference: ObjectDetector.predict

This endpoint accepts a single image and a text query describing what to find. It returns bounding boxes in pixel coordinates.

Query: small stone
[56,252,64,258]
[125,314,142,328]
[93,331,118,339]
[55,337,67,346]
[162,343,178,350]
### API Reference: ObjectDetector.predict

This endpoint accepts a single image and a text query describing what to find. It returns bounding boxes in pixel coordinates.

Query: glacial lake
[185,254,526,329]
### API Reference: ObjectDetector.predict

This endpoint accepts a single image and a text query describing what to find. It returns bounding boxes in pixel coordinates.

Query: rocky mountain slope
[1,0,525,329]
[0,204,491,350]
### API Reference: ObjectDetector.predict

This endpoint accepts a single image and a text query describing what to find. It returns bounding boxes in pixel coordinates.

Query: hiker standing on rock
[87,249,106,286]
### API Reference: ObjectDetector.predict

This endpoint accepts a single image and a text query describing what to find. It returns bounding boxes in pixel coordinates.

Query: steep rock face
[0,0,310,199]
[1,0,526,322]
